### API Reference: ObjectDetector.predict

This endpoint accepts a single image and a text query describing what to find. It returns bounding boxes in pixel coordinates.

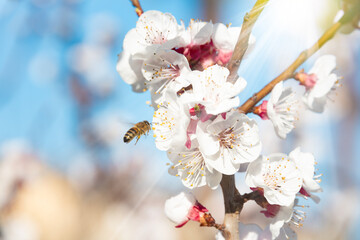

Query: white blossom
[180,65,247,115]
[167,143,222,189]
[164,192,208,228]
[142,49,191,105]
[289,147,322,202]
[164,192,196,225]
[117,11,184,92]
[152,91,190,151]
[179,20,213,47]
[266,82,298,139]
[197,110,261,175]
[124,10,183,53]
[245,154,302,206]
[262,200,304,240]
[212,23,256,64]
[300,55,338,113]
[116,50,146,92]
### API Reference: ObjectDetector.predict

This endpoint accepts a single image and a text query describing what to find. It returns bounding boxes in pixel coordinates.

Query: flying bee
[123,120,151,144]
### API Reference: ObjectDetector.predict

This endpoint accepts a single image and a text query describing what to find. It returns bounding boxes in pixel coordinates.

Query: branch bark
[238,6,360,114]
[220,175,242,240]
[227,0,270,83]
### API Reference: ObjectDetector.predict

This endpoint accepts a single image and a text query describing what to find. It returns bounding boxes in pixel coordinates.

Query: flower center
[219,127,236,149]
[143,25,169,45]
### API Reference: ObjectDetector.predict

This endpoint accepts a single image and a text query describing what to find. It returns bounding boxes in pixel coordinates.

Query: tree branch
[220,175,242,240]
[129,0,144,17]
[227,0,270,83]
[238,6,360,114]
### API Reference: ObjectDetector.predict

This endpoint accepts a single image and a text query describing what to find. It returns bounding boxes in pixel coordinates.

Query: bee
[123,120,151,144]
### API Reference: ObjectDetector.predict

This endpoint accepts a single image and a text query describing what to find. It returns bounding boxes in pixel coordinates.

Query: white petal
[309,55,336,77]
[136,11,181,47]
[269,220,285,240]
[152,91,189,151]
[204,151,239,175]
[189,21,213,45]
[197,122,220,156]
[205,167,222,189]
[245,156,265,188]
[212,23,241,50]
[164,192,195,224]
[311,73,337,98]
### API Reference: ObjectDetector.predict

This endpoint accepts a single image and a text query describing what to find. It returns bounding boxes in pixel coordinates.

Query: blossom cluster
[117,10,339,240]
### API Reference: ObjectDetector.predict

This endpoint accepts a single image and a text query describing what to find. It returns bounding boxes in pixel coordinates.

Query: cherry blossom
[117,10,184,92]
[289,147,322,203]
[176,21,256,70]
[261,199,306,240]
[142,49,191,105]
[297,55,338,113]
[212,23,256,65]
[180,65,247,115]
[198,110,262,175]
[164,192,209,228]
[167,143,222,189]
[254,82,298,139]
[245,154,302,206]
[152,91,189,151]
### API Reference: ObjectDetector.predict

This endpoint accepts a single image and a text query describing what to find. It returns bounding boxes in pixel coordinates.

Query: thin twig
[238,6,360,114]
[129,0,144,17]
[227,0,270,83]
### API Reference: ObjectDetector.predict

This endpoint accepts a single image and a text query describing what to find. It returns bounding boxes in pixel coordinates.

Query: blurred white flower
[0,140,42,209]
[245,154,302,206]
[1,217,39,240]
[255,82,298,139]
[68,43,116,96]
[297,55,338,113]
[164,192,208,228]
[198,111,261,175]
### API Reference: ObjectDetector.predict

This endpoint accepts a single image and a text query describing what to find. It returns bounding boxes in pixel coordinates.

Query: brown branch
[129,0,144,17]
[227,0,270,83]
[220,175,242,240]
[238,6,360,114]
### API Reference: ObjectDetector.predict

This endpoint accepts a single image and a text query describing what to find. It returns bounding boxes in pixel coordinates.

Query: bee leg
[135,136,140,145]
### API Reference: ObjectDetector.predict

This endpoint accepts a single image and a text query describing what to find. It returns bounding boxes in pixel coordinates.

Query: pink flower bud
[164,192,208,228]
[296,72,318,90]
[253,101,269,120]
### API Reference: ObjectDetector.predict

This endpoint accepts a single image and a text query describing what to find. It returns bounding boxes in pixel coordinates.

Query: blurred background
[0,0,359,239]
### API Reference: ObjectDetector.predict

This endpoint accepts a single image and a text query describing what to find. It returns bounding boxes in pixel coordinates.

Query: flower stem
[227,0,270,83]
[238,6,360,114]
[129,0,144,17]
